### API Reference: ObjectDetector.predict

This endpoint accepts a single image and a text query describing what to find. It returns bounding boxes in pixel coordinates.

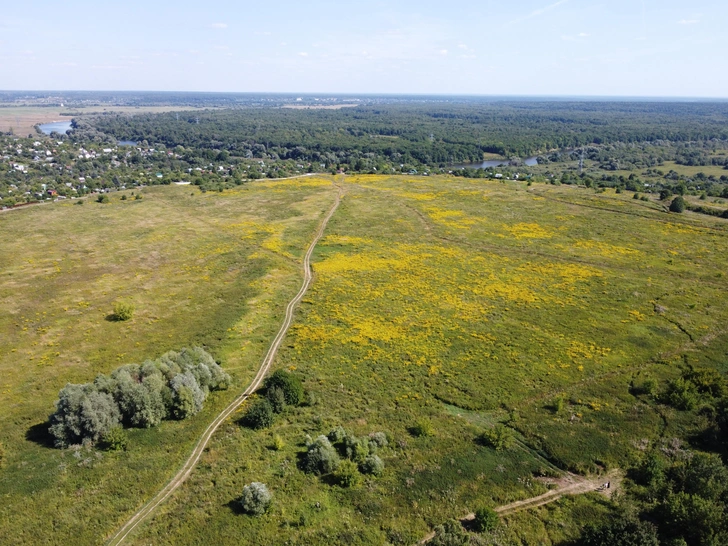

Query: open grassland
[2,175,728,545]
[115,176,728,545]
[0,177,337,544]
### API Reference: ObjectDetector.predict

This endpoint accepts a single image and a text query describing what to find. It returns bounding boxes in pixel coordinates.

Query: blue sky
[1,0,726,97]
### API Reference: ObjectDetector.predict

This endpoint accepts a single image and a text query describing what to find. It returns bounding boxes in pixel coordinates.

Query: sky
[1,0,726,97]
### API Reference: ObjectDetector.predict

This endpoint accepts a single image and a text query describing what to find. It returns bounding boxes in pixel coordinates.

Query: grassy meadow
[0,178,338,544]
[118,176,728,545]
[1,174,728,545]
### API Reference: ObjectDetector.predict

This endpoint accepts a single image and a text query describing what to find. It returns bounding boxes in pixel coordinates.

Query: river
[38,121,72,135]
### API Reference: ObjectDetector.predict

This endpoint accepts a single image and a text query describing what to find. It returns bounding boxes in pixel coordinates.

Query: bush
[97,194,109,203]
[272,435,285,451]
[663,377,699,410]
[579,517,659,546]
[411,420,434,437]
[264,369,304,406]
[266,387,286,413]
[429,521,468,546]
[472,507,499,533]
[359,454,384,476]
[478,424,515,451]
[632,377,658,397]
[670,196,686,213]
[112,300,134,321]
[368,431,388,448]
[328,425,347,443]
[101,426,128,451]
[343,434,370,462]
[239,482,272,516]
[335,459,361,487]
[302,435,340,474]
[243,399,274,429]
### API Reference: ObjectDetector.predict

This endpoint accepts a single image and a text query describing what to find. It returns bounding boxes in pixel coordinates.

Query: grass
[0,177,337,544]
[2,174,728,545]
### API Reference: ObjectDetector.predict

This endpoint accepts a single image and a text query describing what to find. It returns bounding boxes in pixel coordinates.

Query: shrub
[335,459,361,487]
[411,420,434,437]
[96,194,109,203]
[359,454,384,476]
[328,425,347,443]
[663,377,699,410]
[101,426,128,451]
[670,196,686,213]
[368,431,388,448]
[266,387,286,413]
[302,435,340,474]
[472,507,499,533]
[631,377,658,397]
[135,194,143,200]
[243,399,274,429]
[343,434,370,462]
[579,517,659,546]
[120,194,127,201]
[478,424,515,451]
[112,301,134,321]
[239,482,272,516]
[264,369,304,406]
[551,396,565,413]
[272,435,285,451]
[429,521,468,546]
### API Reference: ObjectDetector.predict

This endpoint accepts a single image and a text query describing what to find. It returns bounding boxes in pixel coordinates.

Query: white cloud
[439,49,448,56]
[678,19,699,25]
[208,23,228,29]
[298,52,308,57]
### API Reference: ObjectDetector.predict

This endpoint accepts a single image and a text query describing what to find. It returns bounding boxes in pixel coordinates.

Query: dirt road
[420,470,622,543]
[105,182,342,546]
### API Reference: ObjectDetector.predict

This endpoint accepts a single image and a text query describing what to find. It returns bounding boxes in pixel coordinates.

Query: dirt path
[420,470,622,543]
[105,182,342,546]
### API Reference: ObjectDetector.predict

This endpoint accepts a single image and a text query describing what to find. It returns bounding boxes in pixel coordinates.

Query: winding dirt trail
[420,470,622,543]
[105,182,342,546]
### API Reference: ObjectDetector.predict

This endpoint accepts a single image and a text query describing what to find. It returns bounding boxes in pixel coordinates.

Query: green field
[0,178,338,544]
[1,175,727,545]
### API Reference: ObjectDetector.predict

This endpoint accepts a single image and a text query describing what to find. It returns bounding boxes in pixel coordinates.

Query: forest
[85,101,728,165]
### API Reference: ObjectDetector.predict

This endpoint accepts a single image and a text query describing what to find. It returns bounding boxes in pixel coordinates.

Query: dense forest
[86,101,728,165]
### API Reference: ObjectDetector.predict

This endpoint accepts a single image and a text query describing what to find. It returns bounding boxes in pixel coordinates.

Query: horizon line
[1,90,728,102]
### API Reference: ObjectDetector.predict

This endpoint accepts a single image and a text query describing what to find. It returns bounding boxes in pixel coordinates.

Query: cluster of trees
[48,347,229,448]
[242,369,305,430]
[594,365,728,546]
[301,427,388,486]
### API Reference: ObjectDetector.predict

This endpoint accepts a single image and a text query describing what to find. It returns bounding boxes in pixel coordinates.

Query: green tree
[264,369,304,406]
[670,195,686,213]
[243,399,274,429]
